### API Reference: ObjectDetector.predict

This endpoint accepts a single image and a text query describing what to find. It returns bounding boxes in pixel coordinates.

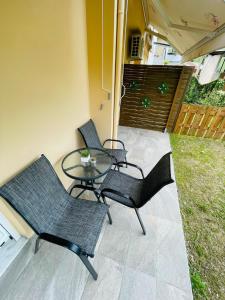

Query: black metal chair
[0,155,108,280]
[78,119,127,165]
[99,152,174,235]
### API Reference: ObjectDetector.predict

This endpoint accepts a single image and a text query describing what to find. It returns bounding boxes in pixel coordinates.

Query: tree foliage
[184,77,225,107]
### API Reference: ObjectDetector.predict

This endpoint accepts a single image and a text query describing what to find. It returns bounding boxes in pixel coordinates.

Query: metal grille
[131,34,142,59]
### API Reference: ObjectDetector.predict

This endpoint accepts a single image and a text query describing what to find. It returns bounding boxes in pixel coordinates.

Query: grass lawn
[170,134,225,300]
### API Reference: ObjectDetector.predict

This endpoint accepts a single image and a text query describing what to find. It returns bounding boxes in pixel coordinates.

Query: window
[217,56,225,73]
[167,47,177,55]
[0,213,20,247]
[0,225,10,247]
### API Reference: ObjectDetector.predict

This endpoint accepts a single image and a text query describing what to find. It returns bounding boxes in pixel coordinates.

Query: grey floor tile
[106,201,133,233]
[145,188,182,223]
[156,280,193,300]
[155,217,178,247]
[125,231,157,277]
[5,242,89,300]
[81,255,123,300]
[98,224,130,265]
[156,223,192,292]
[130,206,158,235]
[119,267,156,300]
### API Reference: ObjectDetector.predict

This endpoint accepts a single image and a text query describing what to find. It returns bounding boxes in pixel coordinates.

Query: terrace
[1,1,225,300]
[3,127,192,300]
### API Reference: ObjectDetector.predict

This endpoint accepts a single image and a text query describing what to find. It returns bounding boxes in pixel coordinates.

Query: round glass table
[62,147,112,184]
[62,147,113,223]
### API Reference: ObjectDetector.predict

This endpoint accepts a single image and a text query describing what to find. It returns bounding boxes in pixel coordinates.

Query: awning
[142,0,225,61]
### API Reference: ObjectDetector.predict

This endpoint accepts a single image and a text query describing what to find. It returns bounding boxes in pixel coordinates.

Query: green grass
[170,134,225,300]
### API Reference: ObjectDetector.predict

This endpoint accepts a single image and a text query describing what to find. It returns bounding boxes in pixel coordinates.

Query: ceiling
[142,0,225,61]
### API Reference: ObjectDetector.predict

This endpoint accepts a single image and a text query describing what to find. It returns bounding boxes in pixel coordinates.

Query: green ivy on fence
[184,77,225,107]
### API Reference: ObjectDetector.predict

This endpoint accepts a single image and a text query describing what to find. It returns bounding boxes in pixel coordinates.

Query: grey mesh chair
[78,119,127,164]
[99,152,174,235]
[0,155,108,280]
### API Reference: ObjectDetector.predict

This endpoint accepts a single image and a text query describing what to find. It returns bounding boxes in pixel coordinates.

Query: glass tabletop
[62,147,112,181]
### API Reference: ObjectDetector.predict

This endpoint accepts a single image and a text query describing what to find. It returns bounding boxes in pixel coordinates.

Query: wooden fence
[174,103,225,140]
[119,65,193,132]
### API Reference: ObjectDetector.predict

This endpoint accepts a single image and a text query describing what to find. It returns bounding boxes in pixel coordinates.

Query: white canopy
[142,0,225,61]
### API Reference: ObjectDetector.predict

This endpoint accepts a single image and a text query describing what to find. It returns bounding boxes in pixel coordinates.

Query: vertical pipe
[113,0,126,140]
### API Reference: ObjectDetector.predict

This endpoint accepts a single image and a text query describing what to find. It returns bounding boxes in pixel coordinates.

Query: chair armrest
[103,139,126,150]
[69,183,98,196]
[100,188,136,207]
[39,233,83,255]
[116,161,144,179]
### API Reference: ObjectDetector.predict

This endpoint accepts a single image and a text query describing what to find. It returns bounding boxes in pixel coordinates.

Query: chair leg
[79,254,98,280]
[134,208,146,235]
[125,153,128,167]
[94,192,113,225]
[35,236,40,254]
[102,196,112,225]
[69,184,75,195]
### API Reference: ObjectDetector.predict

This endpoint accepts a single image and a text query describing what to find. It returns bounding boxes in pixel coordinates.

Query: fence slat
[174,104,225,140]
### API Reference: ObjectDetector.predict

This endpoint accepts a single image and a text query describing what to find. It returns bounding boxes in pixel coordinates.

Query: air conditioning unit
[130,34,143,60]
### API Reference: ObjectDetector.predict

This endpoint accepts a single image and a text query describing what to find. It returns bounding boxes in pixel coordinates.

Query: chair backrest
[138,152,174,207]
[0,155,69,234]
[78,119,103,149]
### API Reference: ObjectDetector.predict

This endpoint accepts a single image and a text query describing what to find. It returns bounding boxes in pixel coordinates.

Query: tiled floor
[4,127,193,300]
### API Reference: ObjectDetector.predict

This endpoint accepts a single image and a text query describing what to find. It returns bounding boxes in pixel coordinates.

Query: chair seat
[0,155,108,258]
[99,169,142,208]
[50,197,108,257]
[0,154,109,280]
[104,148,127,164]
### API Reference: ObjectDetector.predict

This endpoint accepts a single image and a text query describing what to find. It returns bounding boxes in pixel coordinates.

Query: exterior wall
[0,1,90,237]
[150,38,182,65]
[167,53,182,65]
[124,0,146,63]
[148,35,158,64]
[86,0,117,142]
[198,55,221,84]
[152,44,167,65]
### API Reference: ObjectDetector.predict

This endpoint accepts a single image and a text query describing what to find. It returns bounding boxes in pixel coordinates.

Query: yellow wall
[124,0,146,63]
[86,0,117,141]
[0,0,90,237]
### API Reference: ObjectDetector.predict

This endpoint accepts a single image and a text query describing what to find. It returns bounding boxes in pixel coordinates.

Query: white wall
[198,55,221,84]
